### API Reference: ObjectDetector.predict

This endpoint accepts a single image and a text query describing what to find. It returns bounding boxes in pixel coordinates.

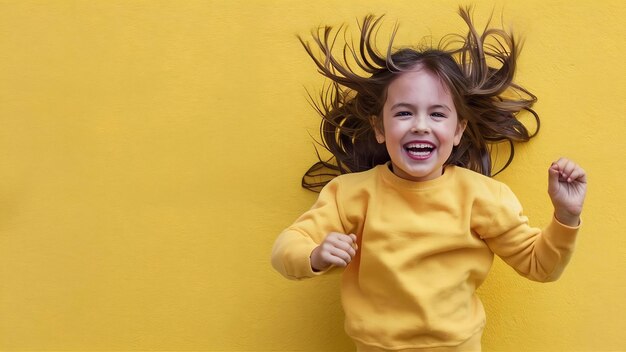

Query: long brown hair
[300,7,539,192]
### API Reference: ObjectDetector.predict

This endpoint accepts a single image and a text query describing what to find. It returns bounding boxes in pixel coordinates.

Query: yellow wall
[0,0,624,351]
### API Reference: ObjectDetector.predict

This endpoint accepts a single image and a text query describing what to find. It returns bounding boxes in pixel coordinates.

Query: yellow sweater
[271,164,579,351]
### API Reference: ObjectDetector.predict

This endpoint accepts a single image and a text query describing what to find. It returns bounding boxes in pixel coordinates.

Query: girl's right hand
[310,232,358,272]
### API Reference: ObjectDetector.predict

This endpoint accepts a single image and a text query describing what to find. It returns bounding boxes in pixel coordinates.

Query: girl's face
[375,69,466,182]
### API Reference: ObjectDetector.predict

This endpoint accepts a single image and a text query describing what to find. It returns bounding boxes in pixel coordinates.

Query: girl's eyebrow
[390,102,415,110]
[432,104,452,112]
[390,103,452,111]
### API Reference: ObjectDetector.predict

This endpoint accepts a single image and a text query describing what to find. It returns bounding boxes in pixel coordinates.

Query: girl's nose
[410,116,430,134]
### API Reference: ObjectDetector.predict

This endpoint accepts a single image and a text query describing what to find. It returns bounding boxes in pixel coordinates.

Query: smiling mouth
[404,142,435,158]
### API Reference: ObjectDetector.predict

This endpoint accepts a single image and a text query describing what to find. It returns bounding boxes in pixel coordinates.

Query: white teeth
[405,142,434,157]
[408,150,431,156]
[405,143,434,149]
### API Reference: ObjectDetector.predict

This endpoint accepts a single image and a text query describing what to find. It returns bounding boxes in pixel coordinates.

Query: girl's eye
[394,111,412,118]
[431,112,446,118]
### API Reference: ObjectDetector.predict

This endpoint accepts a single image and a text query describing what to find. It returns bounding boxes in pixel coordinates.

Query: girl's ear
[453,119,468,146]
[370,116,385,144]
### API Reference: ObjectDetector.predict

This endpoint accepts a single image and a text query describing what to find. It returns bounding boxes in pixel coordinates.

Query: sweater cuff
[545,216,580,251]
[274,229,327,280]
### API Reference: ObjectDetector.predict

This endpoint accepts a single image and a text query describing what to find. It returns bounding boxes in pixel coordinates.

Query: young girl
[271,7,586,351]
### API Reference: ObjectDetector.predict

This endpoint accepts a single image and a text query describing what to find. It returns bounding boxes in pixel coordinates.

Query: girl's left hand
[548,157,587,227]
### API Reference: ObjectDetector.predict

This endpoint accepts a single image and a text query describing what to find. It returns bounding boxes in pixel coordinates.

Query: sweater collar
[377,162,456,190]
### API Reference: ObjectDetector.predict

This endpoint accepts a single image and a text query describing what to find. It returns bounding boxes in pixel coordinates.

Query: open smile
[404,141,436,160]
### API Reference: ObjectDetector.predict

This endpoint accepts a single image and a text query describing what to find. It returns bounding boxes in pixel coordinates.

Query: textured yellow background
[0,0,624,351]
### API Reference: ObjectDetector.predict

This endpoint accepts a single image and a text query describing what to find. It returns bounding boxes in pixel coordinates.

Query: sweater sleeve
[271,178,347,280]
[480,183,580,282]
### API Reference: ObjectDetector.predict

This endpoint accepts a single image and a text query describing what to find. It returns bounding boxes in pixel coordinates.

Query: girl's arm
[481,158,587,282]
[271,178,350,280]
